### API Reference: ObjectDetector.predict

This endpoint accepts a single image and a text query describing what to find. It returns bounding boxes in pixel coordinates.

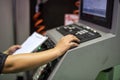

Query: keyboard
[56,24,101,43]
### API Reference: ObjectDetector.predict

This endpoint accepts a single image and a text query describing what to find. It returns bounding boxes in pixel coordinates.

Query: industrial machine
[32,0,120,80]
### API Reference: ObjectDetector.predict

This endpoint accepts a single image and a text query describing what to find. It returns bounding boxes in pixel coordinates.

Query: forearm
[2,34,80,73]
[2,48,61,73]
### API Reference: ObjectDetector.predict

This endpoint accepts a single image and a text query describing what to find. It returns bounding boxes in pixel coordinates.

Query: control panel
[32,24,102,80]
[32,38,61,80]
[56,24,101,43]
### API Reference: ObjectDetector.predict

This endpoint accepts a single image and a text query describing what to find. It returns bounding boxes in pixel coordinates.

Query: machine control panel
[56,24,101,43]
[32,38,61,80]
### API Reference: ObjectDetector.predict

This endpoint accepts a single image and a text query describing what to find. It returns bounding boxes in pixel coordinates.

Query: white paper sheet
[13,32,48,55]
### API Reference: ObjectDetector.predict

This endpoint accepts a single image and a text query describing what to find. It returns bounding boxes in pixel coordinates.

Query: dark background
[30,0,78,33]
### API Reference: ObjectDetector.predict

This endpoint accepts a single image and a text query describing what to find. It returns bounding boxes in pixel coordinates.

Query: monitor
[80,0,114,29]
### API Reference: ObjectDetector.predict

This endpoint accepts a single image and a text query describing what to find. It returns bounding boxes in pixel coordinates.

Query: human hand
[4,45,21,55]
[54,34,80,56]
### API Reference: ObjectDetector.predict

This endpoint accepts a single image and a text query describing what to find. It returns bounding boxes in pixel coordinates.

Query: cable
[73,0,80,15]
[32,0,46,35]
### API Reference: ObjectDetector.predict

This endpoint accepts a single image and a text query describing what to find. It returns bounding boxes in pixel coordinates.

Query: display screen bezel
[80,0,114,29]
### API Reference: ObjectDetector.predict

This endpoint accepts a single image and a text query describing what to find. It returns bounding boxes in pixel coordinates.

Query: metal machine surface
[32,0,120,80]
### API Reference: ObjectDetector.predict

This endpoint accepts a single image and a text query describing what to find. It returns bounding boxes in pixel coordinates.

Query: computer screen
[80,0,114,29]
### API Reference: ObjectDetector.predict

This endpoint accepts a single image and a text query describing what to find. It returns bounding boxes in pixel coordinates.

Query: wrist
[53,47,65,57]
